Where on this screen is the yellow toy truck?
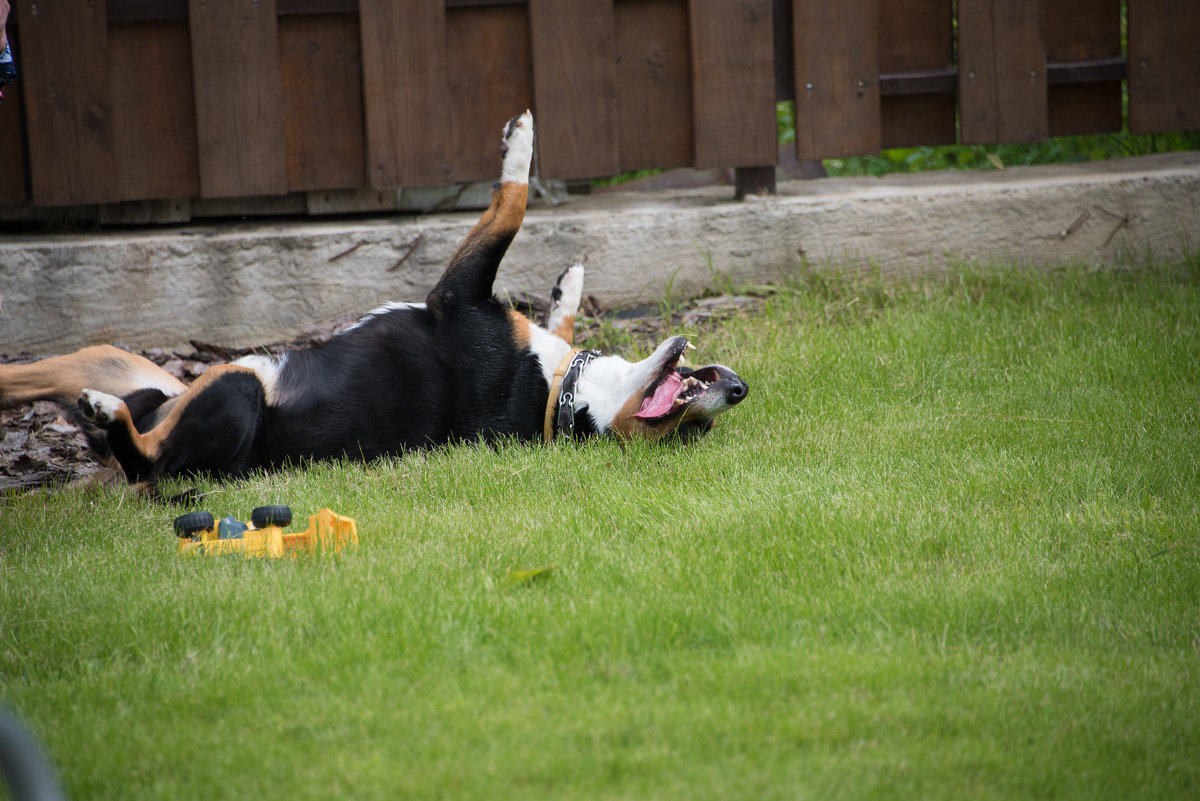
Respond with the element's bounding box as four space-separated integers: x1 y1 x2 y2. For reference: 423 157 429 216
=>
173 505 357 558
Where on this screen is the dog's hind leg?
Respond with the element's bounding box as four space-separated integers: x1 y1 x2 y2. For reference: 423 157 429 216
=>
0 345 186 409
427 111 533 316
548 263 585 346
78 364 265 482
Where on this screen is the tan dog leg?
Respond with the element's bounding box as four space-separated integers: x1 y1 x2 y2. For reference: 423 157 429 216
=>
0 345 185 408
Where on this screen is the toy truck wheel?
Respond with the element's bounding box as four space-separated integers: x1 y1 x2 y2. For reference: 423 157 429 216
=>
173 511 215 538
251 505 293 528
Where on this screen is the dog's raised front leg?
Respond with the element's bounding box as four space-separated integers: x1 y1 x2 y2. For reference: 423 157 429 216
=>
548 263 585 346
427 111 533 317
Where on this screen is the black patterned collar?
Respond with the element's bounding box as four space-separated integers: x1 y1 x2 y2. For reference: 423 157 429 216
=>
543 349 600 442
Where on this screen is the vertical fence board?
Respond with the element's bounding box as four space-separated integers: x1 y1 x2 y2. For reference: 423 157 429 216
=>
188 0 287 198
1129 0 1200 134
878 0 955 149
958 0 1048 143
446 3 533 184
359 0 451 188
689 0 775 168
109 21 198 201
881 94 955 150
1046 0 1120 136
17 0 118 205
613 0 693 173
793 0 880 159
280 13 364 192
0 72 26 204
1048 82 1121 138
528 0 620 179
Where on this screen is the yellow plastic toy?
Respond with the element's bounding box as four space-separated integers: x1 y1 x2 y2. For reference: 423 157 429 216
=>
173 505 358 558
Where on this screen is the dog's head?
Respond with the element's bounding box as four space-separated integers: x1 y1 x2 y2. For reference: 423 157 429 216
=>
573 336 748 441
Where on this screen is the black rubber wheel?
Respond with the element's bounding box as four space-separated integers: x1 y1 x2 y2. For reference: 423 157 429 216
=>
173 511 215 538
251 505 293 528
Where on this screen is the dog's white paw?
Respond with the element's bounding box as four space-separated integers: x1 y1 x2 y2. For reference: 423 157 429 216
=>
551 263 585 317
500 110 534 185
548 262 585 342
78 389 123 426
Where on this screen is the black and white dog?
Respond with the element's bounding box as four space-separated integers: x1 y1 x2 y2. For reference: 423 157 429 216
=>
0 112 748 488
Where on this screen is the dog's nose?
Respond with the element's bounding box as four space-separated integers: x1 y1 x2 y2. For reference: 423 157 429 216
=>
727 379 748 405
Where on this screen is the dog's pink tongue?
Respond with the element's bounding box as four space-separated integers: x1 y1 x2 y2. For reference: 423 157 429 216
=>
634 373 682 419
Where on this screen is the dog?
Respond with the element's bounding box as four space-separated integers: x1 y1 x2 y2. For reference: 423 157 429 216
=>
0 112 748 489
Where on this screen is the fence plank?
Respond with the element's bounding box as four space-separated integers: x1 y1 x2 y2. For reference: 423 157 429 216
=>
613 0 693 173
17 0 119 205
881 94 955 150
359 0 452 188
689 0 775 168
280 13 364 191
188 0 288 198
958 0 1048 144
446 3 534 183
793 0 880 159
878 0 954 149
528 0 620 179
1046 0 1120 136
109 21 199 201
1129 0 1200 134
0 76 25 204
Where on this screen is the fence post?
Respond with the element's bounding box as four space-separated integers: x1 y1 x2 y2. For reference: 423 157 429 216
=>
735 167 777 199
689 0 777 199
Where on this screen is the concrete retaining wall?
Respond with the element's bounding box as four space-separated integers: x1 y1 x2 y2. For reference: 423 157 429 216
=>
1 152 1197 355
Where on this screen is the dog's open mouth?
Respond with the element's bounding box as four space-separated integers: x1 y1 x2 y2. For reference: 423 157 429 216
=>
632 338 748 422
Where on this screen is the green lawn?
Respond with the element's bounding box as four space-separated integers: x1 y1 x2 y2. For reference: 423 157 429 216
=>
2 260 1198 800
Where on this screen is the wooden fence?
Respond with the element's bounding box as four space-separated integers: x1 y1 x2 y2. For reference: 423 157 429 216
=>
0 0 1196 220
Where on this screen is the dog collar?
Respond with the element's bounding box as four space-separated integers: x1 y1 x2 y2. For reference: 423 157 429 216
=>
543 348 600 443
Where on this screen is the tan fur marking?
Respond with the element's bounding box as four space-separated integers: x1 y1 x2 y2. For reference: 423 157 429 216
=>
0 345 185 408
460 182 528 247
551 314 576 346
509 309 532 349
607 393 669 441
489 181 528 233
145 395 183 430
